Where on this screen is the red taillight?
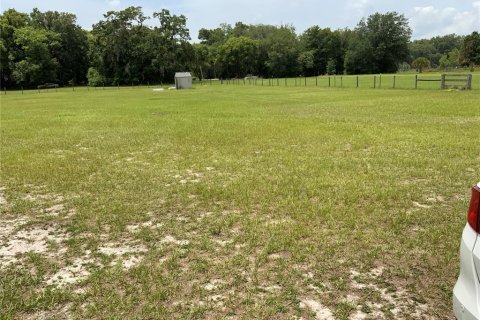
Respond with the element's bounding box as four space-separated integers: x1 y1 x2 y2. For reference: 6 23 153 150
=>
468 185 480 233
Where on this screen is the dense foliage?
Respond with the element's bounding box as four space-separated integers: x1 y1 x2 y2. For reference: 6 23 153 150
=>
1 7 479 87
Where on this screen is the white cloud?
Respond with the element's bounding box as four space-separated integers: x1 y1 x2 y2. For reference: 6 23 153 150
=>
346 0 372 17
106 0 120 7
409 2 480 39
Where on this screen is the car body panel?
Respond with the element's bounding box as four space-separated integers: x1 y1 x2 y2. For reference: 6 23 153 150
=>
454 224 480 320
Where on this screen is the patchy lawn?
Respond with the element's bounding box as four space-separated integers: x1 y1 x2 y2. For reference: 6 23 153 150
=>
1 85 479 319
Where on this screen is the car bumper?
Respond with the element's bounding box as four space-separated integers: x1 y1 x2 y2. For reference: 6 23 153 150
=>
454 225 480 320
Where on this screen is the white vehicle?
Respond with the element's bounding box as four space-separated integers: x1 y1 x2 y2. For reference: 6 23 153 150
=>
454 182 480 320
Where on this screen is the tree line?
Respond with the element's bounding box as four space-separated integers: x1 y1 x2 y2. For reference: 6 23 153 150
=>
1 7 479 88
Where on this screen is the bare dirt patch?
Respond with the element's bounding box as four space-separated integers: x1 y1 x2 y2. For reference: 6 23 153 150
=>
299 298 335 320
349 266 430 319
46 252 96 287
0 220 67 267
161 235 190 246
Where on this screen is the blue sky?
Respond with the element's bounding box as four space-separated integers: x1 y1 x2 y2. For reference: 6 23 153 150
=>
2 0 479 40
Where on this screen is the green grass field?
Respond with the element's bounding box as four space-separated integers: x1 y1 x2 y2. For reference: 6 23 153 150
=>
1 85 479 319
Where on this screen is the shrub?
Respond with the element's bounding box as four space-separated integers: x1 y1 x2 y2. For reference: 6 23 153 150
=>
86 67 104 86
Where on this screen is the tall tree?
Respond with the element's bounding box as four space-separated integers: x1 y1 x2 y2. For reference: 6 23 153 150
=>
300 27 343 75
12 26 60 85
263 26 300 77
90 6 152 84
344 12 411 74
0 9 30 86
29 9 89 84
216 36 259 78
151 9 192 82
460 31 480 69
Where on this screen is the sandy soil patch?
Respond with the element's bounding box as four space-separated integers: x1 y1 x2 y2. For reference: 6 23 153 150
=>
126 221 163 233
0 221 67 267
203 279 225 291
299 298 335 320
47 253 95 287
349 266 430 318
161 235 190 246
0 186 9 208
412 201 432 209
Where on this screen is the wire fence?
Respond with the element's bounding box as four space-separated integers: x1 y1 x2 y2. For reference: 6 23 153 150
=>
0 82 171 95
193 73 479 90
1 74 478 95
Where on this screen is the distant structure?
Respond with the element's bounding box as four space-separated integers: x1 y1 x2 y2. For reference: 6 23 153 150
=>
175 72 192 89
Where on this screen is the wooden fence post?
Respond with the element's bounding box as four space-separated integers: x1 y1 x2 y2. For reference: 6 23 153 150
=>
328 76 331 87
356 75 359 88
415 75 418 89
393 76 396 89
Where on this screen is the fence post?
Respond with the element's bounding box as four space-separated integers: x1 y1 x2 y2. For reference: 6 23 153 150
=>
340 76 343 88
374 75 376 89
356 75 359 88
393 75 396 89
441 74 445 89
22 86 24 94
379 74 382 88
3 87 6 95
415 75 418 89
328 76 331 87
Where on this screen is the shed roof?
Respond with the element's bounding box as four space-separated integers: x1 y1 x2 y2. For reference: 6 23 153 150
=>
175 72 191 78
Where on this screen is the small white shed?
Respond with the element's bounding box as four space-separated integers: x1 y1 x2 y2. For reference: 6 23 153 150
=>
174 72 192 89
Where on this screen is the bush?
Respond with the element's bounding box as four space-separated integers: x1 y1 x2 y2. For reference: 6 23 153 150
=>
86 67 104 86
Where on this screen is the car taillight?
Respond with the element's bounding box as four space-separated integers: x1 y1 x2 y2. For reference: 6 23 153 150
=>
468 185 480 233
